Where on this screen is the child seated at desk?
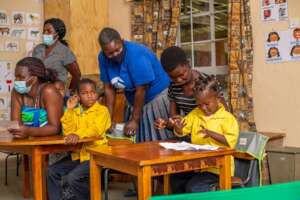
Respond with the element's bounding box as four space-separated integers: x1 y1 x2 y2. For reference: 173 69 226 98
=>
165 76 239 193
47 78 111 200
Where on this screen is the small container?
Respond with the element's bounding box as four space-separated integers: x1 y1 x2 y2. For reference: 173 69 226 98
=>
111 123 125 137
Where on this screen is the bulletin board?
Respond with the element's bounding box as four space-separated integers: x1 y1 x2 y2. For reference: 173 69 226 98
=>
0 0 43 120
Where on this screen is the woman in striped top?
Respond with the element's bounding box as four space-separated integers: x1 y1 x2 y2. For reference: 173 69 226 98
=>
155 46 228 130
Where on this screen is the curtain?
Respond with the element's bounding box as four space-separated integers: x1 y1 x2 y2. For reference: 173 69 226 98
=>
131 0 180 57
228 0 256 131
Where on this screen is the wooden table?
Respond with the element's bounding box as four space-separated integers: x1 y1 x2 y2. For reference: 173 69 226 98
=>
88 141 235 200
0 135 99 200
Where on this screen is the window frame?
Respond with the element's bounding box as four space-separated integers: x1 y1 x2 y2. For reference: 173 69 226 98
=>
177 0 228 75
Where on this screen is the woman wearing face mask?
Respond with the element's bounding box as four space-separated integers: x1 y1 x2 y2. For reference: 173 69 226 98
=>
98 27 172 143
32 18 81 92
10 57 63 138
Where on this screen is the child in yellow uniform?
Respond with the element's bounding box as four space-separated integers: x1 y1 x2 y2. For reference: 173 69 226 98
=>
47 78 111 200
170 76 239 193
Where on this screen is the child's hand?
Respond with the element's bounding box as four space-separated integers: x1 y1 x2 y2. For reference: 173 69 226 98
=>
170 117 185 134
64 134 80 145
154 118 168 129
169 116 183 127
198 125 209 138
67 95 79 110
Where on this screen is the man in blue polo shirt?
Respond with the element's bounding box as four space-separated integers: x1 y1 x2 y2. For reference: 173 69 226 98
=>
98 27 173 142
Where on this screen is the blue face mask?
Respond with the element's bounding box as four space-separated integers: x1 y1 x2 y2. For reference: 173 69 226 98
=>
43 34 56 46
14 79 32 94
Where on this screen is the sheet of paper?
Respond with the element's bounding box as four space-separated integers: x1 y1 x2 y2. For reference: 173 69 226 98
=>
0 10 9 25
159 141 219 151
4 40 19 52
12 11 25 25
28 27 41 41
10 27 26 39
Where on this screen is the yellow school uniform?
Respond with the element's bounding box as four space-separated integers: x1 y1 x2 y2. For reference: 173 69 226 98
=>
61 102 111 162
179 104 239 175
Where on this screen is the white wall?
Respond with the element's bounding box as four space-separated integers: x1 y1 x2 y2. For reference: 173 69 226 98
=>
251 0 300 146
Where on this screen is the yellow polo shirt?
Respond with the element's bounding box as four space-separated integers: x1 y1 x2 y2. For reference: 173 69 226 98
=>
180 104 239 175
61 102 111 162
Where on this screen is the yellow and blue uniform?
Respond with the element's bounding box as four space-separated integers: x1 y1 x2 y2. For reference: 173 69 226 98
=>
179 104 239 175
61 102 111 162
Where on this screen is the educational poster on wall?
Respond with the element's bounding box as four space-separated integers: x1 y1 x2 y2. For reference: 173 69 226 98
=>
0 26 10 37
25 41 38 56
261 0 288 22
4 40 19 52
10 27 26 39
28 27 41 41
11 11 25 25
26 13 40 25
0 0 43 120
265 28 300 63
0 94 10 110
0 10 9 25
0 61 13 93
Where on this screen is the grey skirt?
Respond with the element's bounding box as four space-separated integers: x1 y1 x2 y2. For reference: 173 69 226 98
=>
125 89 174 143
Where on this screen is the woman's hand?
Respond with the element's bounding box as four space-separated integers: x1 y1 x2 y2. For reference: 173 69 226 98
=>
64 133 80 145
8 125 29 139
124 120 138 136
67 95 79 110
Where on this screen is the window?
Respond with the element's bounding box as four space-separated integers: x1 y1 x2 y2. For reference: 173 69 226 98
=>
178 0 229 93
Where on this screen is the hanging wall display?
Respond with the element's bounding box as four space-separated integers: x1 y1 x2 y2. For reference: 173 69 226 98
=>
0 10 9 25
261 0 288 22
10 27 26 38
265 27 300 63
0 0 43 120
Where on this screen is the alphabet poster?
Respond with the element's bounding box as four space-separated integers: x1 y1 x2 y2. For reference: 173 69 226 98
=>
261 0 288 22
265 28 300 63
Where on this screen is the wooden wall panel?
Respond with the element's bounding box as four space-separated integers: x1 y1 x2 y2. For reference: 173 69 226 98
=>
44 0 71 40
69 0 108 75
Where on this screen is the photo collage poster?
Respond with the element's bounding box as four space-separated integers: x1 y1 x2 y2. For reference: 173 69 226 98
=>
261 0 288 22
0 1 43 120
0 10 42 54
265 28 300 63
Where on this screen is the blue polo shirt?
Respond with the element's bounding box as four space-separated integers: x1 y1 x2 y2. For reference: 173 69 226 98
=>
98 41 170 105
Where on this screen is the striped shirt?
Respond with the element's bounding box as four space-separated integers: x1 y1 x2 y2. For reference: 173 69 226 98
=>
168 71 209 115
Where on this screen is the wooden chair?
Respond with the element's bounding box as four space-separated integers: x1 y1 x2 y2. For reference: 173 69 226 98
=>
210 132 268 190
232 152 257 187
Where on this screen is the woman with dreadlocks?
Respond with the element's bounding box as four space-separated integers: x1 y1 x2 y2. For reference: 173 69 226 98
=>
9 57 63 138
32 18 81 92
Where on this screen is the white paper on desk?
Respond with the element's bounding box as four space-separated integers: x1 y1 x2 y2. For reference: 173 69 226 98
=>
159 141 219 151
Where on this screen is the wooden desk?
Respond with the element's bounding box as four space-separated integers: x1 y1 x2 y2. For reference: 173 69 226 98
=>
0 136 99 200
88 141 234 200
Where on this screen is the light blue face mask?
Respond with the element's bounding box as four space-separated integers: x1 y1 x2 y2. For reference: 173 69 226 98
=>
43 34 55 46
14 79 32 94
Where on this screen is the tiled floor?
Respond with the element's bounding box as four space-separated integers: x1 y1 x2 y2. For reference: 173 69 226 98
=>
0 152 136 200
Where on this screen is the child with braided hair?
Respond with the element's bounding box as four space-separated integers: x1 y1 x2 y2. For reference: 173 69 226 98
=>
164 75 239 193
